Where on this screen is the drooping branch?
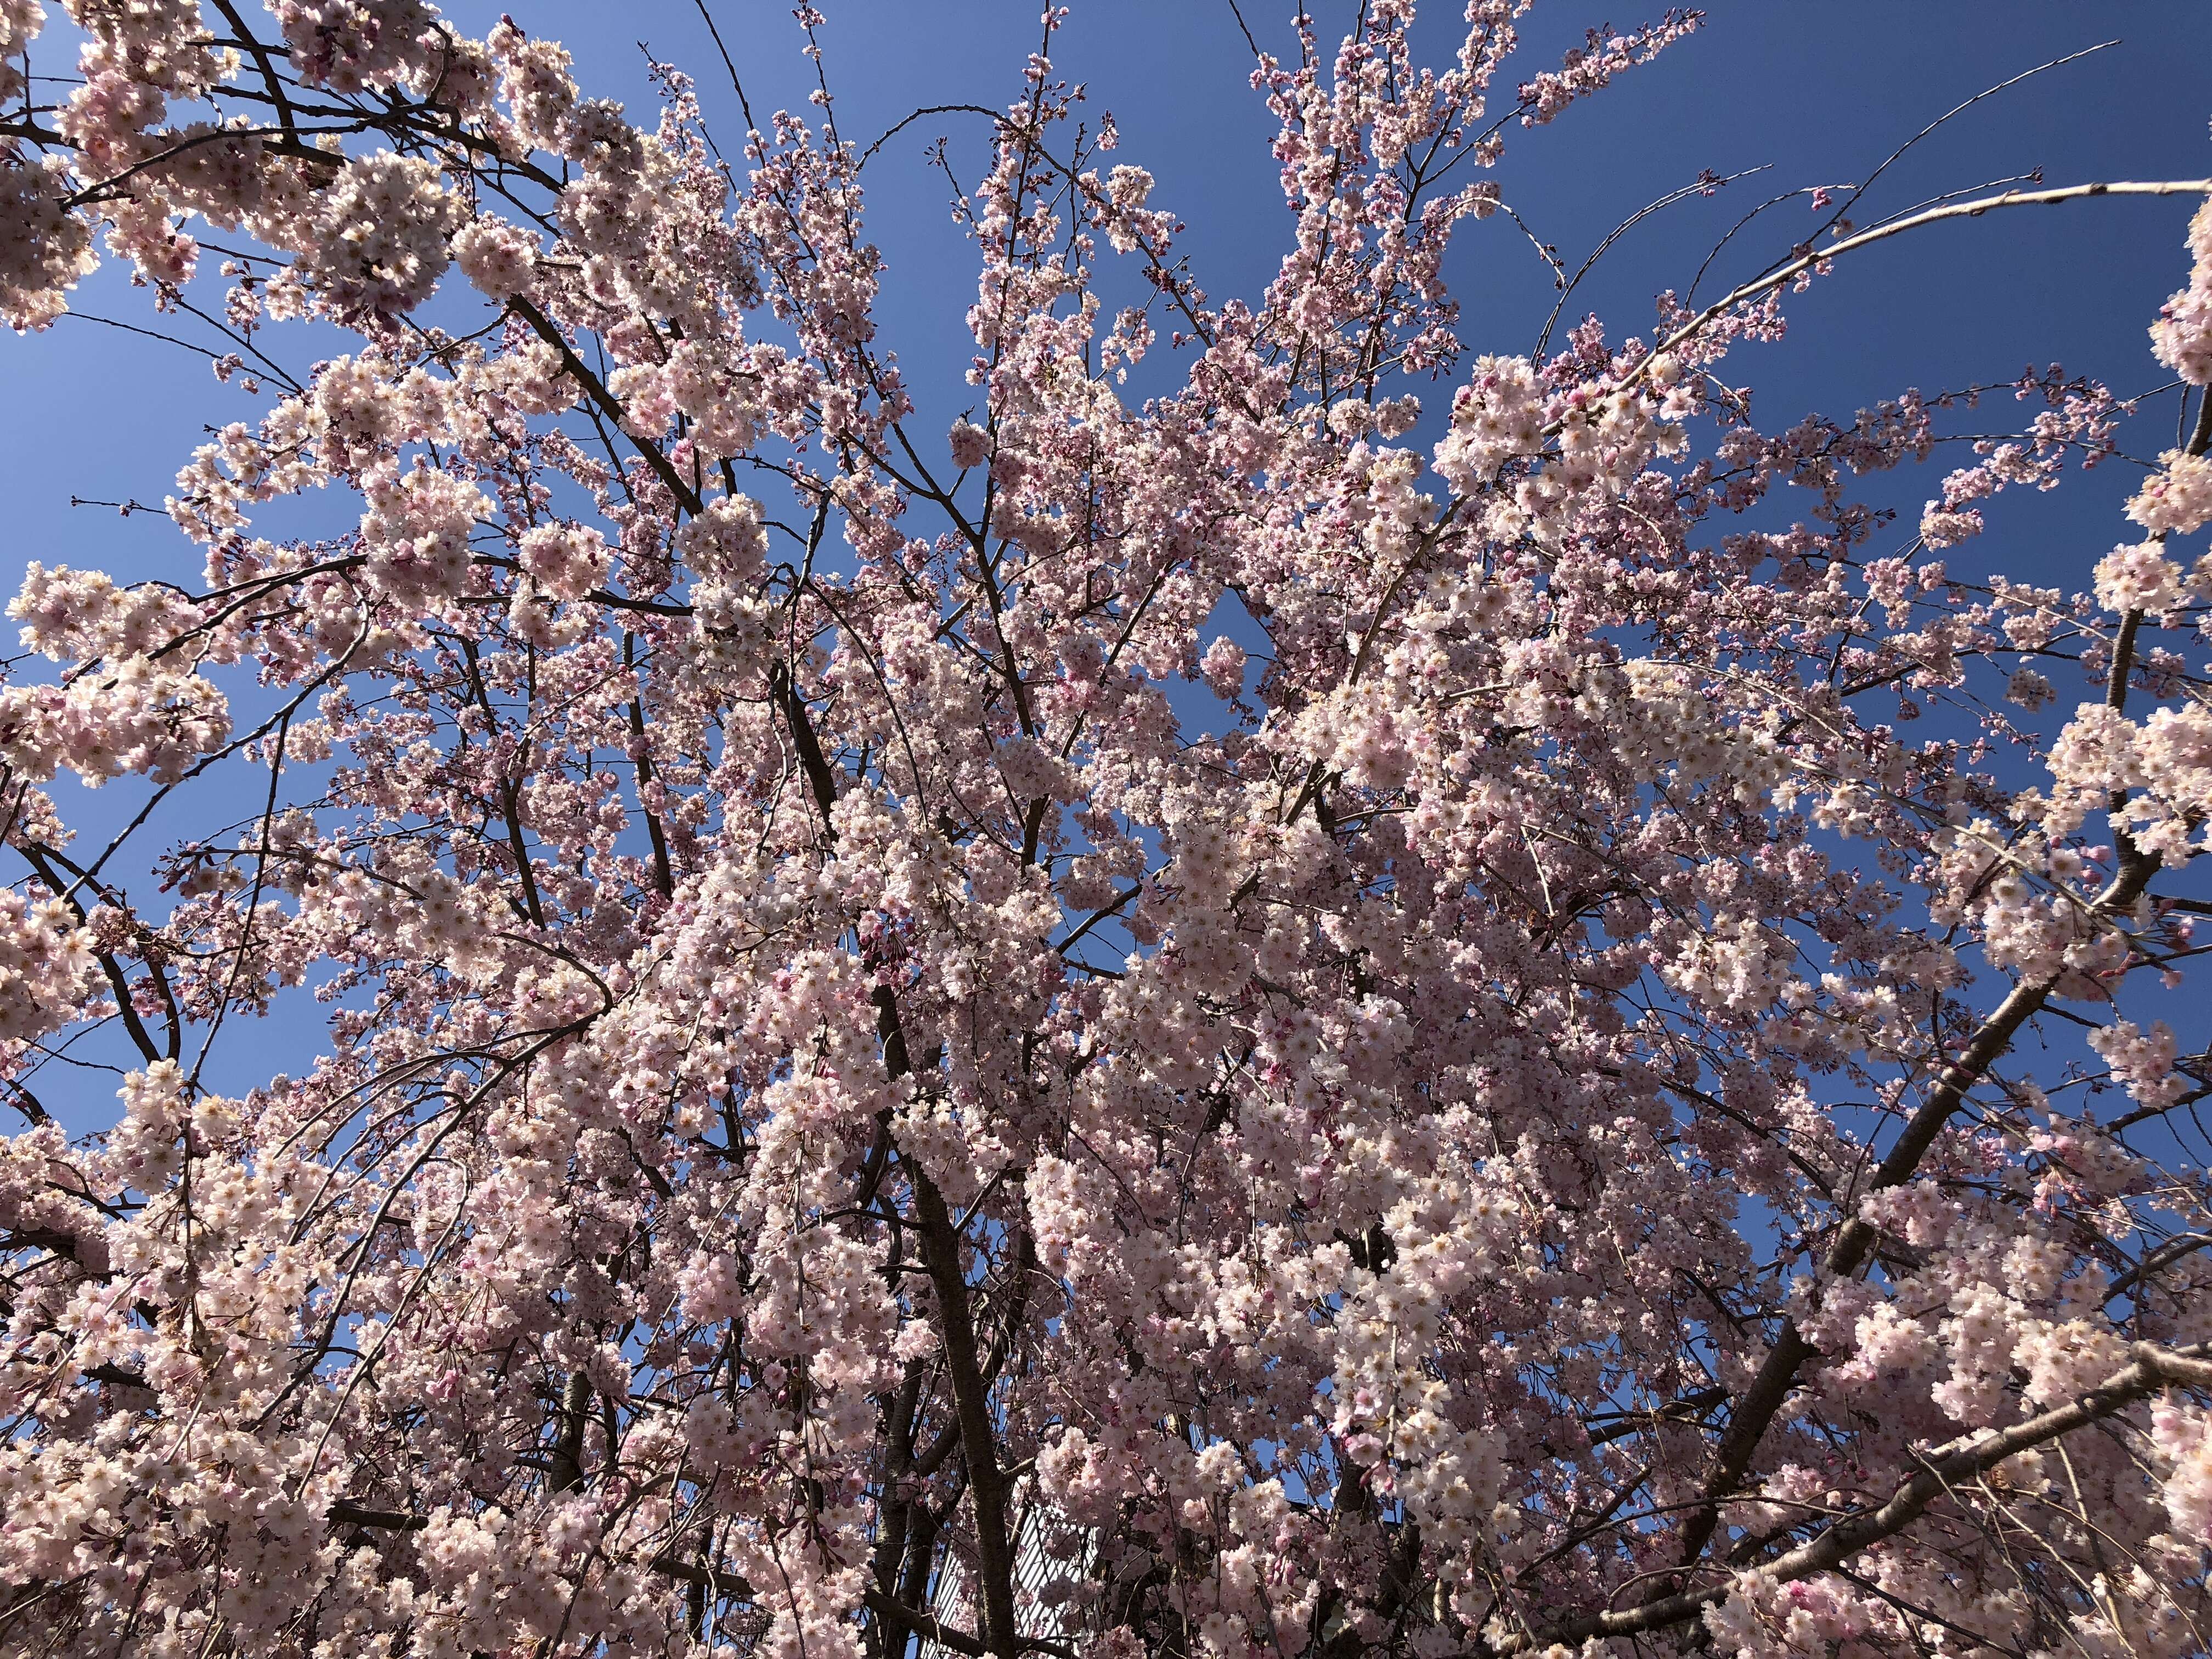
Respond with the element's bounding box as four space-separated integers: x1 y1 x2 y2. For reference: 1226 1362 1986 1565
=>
1499 1342 2212 1654
1605 178 2212 405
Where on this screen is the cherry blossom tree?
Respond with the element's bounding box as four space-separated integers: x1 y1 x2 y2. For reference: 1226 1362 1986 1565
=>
3 3 2212 1657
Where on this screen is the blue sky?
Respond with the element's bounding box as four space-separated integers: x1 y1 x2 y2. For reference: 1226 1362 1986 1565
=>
6 1 2211 1128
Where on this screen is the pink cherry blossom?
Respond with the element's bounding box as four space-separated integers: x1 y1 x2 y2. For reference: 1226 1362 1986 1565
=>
1 6 2210 1659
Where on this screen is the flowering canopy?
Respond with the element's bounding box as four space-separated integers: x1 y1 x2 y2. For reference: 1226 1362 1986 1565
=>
2 4 2212 1658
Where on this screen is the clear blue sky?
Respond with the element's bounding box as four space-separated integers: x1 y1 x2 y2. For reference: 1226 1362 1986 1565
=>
6 1 2211 1126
